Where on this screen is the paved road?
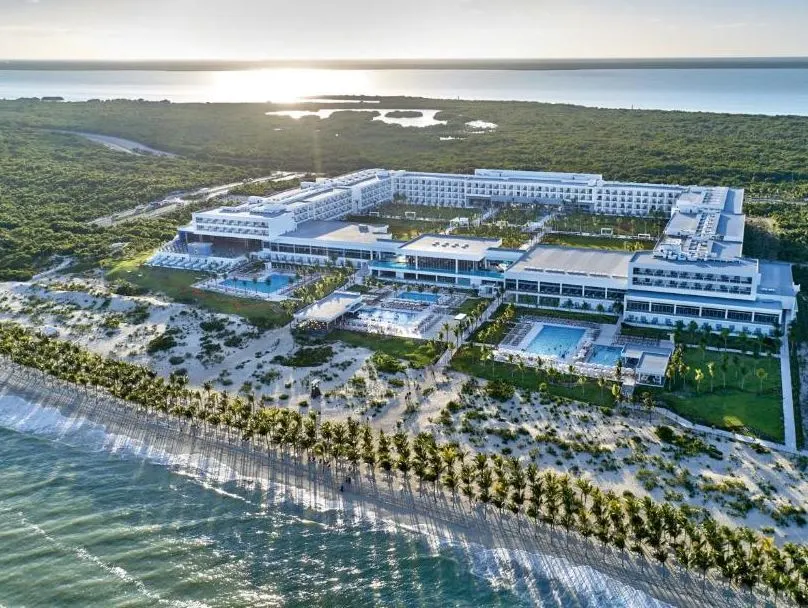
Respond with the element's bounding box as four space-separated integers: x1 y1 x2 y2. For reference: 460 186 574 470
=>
781 332 798 449
89 172 304 228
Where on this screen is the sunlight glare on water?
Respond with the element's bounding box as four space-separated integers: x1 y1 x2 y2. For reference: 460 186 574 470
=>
209 68 372 103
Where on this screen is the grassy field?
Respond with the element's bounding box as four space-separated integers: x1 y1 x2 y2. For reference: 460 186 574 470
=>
327 329 445 368
374 201 481 221
451 345 617 407
106 256 292 328
550 212 668 237
452 224 532 248
652 347 784 442
542 233 655 251
343 215 446 241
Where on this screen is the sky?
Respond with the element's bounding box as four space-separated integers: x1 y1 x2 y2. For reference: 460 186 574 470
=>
1 0 808 60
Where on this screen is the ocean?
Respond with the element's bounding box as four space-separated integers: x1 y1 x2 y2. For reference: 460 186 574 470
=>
0 392 672 607
2 67 808 115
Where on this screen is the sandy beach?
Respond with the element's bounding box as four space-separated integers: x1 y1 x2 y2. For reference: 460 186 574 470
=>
0 360 784 608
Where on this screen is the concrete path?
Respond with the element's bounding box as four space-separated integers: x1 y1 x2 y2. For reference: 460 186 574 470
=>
781 334 798 449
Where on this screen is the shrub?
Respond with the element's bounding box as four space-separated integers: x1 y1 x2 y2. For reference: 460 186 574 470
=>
146 332 177 354
273 346 334 367
485 379 515 402
371 352 406 374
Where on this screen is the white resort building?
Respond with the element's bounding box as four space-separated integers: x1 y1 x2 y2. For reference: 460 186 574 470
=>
163 168 799 336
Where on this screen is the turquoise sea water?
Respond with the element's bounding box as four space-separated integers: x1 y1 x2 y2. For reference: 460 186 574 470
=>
0 394 670 607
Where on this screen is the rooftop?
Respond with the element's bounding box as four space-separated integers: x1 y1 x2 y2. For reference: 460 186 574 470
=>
758 260 798 297
279 220 392 244
509 246 634 278
399 234 502 259
293 291 364 324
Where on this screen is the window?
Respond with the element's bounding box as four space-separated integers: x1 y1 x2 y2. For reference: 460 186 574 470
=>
727 310 753 322
562 284 584 297
627 300 650 312
517 280 538 292
754 313 779 325
675 305 700 317
539 282 561 295
701 308 726 319
651 303 674 315
584 286 606 299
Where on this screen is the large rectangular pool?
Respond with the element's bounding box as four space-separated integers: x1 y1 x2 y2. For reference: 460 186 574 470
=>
396 291 439 304
356 307 422 327
524 325 586 360
220 274 292 294
587 345 624 366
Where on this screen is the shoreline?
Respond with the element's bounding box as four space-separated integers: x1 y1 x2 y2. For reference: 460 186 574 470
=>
0 363 770 607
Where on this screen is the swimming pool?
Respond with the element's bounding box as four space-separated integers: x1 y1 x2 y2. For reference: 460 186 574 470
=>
396 291 439 304
524 325 586 359
220 274 292 294
587 345 624 366
356 307 422 326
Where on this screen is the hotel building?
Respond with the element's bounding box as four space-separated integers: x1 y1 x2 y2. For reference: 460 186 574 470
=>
170 168 799 336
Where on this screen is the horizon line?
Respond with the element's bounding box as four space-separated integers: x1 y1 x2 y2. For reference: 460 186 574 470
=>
3 56 808 71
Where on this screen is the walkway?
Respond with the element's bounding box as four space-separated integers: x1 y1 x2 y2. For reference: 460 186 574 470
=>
781 334 798 449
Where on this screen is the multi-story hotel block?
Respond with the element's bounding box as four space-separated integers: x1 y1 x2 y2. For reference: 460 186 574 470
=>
172 168 799 336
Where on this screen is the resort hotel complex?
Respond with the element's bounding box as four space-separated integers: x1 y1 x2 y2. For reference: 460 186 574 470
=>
160 167 799 338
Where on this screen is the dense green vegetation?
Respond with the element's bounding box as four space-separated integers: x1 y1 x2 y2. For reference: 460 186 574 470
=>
0 127 247 279
374 201 481 221
343 215 445 240
4 98 808 201
2 321 806 604
745 202 808 263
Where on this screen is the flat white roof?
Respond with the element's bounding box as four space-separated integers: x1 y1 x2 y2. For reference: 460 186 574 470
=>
509 246 634 278
399 234 501 259
280 220 391 245
294 291 364 323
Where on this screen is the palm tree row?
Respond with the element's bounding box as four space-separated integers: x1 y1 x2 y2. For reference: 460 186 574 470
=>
0 321 805 604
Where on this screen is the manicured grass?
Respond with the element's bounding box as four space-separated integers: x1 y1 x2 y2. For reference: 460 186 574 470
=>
344 215 446 241
550 212 668 237
328 329 445 368
375 201 481 221
652 347 784 442
456 297 489 315
106 256 292 328
542 233 655 251
451 345 617 407
621 323 781 355
453 224 531 248
344 283 373 294
620 324 672 340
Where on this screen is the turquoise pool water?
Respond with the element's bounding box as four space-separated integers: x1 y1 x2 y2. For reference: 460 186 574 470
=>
524 325 585 359
587 345 624 366
397 292 439 303
220 274 292 294
357 307 422 326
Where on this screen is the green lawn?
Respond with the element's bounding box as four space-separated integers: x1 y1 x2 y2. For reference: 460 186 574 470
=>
542 233 655 251
550 212 668 237
453 225 532 248
652 348 784 442
374 201 481 221
328 329 445 368
456 297 489 315
451 345 617 407
106 256 292 328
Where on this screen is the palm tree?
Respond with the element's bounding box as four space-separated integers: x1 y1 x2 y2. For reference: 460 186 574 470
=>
693 368 704 393
755 367 768 394
641 391 654 421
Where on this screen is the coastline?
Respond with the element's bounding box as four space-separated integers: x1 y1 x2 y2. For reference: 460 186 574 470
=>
0 363 768 607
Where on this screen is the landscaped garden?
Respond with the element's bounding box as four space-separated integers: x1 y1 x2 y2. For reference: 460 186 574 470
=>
106 255 291 328
549 212 668 237
374 201 481 221
541 233 655 251
328 329 445 368
652 346 784 442
453 224 532 248
450 344 619 408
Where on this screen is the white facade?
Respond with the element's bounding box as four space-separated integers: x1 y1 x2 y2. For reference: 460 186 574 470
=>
171 167 799 335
